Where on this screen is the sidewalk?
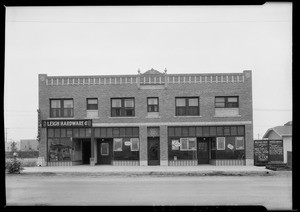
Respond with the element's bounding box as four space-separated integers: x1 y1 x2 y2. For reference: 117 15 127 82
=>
19 165 291 177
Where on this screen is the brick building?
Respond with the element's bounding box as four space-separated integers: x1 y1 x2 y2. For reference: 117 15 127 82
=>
38 69 253 166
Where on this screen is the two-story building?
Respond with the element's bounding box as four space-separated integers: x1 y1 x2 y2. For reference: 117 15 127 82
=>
38 69 253 166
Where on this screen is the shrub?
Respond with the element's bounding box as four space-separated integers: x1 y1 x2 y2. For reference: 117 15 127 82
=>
6 158 24 174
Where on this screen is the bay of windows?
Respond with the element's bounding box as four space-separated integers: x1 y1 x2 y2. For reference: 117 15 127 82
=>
175 97 199 116
50 99 74 118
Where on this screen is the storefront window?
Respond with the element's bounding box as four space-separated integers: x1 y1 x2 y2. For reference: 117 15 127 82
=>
113 138 139 160
235 137 245 150
131 138 139 151
48 138 72 162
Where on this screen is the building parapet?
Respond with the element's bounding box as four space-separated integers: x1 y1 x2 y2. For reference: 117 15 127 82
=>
43 70 248 86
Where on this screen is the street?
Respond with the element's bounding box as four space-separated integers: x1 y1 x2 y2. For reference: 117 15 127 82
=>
6 174 292 210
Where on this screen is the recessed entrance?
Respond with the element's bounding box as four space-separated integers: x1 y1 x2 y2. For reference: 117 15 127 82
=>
97 138 113 165
82 139 91 164
197 137 210 164
148 137 160 165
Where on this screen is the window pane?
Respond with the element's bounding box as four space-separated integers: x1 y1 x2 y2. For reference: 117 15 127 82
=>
101 143 109 155
217 137 225 150
182 127 189 136
235 137 245 150
131 138 139 151
48 129 54 138
168 127 175 137
188 98 198 106
86 128 91 137
216 127 223 136
176 98 186 106
124 99 134 107
60 129 66 137
148 98 158 105
125 109 134 116
209 127 217 136
54 128 60 137
189 127 196 136
94 128 100 137
224 127 230 135
119 128 126 137
203 127 209 136
196 127 202 137
79 128 85 137
228 97 238 102
125 128 133 137
113 138 122 151
73 128 79 137
215 102 225 107
188 107 199 115
64 100 73 108
188 138 196 150
113 128 119 137
88 99 98 104
176 107 186 116
107 128 113 137
101 128 107 137
175 127 182 137
51 100 61 108
215 97 225 103
237 126 245 135
180 138 188 150
112 99 122 107
132 128 139 137
67 129 73 137
230 126 237 135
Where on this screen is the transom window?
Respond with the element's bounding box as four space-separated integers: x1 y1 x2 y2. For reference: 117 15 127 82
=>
111 98 135 117
175 97 199 116
215 96 239 108
87 98 98 110
147 97 159 112
50 99 73 117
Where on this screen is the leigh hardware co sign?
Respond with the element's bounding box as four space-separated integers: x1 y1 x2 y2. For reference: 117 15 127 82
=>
42 119 92 128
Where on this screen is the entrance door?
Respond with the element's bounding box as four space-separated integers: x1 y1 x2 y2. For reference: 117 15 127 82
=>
82 139 91 164
197 138 209 164
97 139 113 165
148 137 160 165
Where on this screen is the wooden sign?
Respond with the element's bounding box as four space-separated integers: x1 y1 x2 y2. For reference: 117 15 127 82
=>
42 119 92 128
268 140 283 163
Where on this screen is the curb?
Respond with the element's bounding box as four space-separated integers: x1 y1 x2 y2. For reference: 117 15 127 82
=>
10 170 292 177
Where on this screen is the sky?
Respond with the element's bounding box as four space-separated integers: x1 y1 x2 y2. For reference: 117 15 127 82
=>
4 3 292 142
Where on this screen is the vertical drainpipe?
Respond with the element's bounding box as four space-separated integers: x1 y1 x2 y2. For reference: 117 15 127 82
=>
137 69 141 89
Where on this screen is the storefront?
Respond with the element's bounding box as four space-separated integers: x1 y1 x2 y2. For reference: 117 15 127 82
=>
94 127 140 166
168 126 246 166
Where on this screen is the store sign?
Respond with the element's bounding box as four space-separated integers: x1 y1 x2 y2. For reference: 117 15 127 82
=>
42 119 92 128
172 139 180 150
124 141 132 146
227 144 234 150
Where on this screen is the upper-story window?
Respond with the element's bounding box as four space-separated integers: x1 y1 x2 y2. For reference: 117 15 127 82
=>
111 98 135 117
215 96 239 108
50 99 74 118
147 97 159 112
87 98 98 110
175 97 199 116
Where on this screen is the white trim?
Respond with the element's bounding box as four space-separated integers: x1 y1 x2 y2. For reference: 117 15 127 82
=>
92 121 252 127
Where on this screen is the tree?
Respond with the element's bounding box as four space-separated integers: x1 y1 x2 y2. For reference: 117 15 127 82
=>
10 141 17 152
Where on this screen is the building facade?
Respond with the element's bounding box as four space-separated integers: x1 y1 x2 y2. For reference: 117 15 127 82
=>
38 69 253 166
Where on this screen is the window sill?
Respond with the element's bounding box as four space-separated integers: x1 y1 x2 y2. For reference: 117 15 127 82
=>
146 116 161 119
84 117 100 119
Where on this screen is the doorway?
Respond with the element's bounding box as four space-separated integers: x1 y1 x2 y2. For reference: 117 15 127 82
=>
197 137 210 164
97 138 113 165
82 139 91 164
148 137 160 165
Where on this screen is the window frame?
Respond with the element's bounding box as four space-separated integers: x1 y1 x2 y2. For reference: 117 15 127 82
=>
111 98 135 117
215 96 239 108
50 99 74 118
175 97 199 116
87 98 98 110
147 97 159 112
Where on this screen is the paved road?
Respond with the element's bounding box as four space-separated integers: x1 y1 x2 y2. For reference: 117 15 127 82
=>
5 174 292 210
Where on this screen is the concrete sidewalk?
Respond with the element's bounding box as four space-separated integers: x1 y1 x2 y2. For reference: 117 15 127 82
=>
17 165 291 177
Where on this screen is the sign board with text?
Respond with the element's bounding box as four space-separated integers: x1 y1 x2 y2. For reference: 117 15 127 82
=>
254 140 283 166
42 119 92 128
